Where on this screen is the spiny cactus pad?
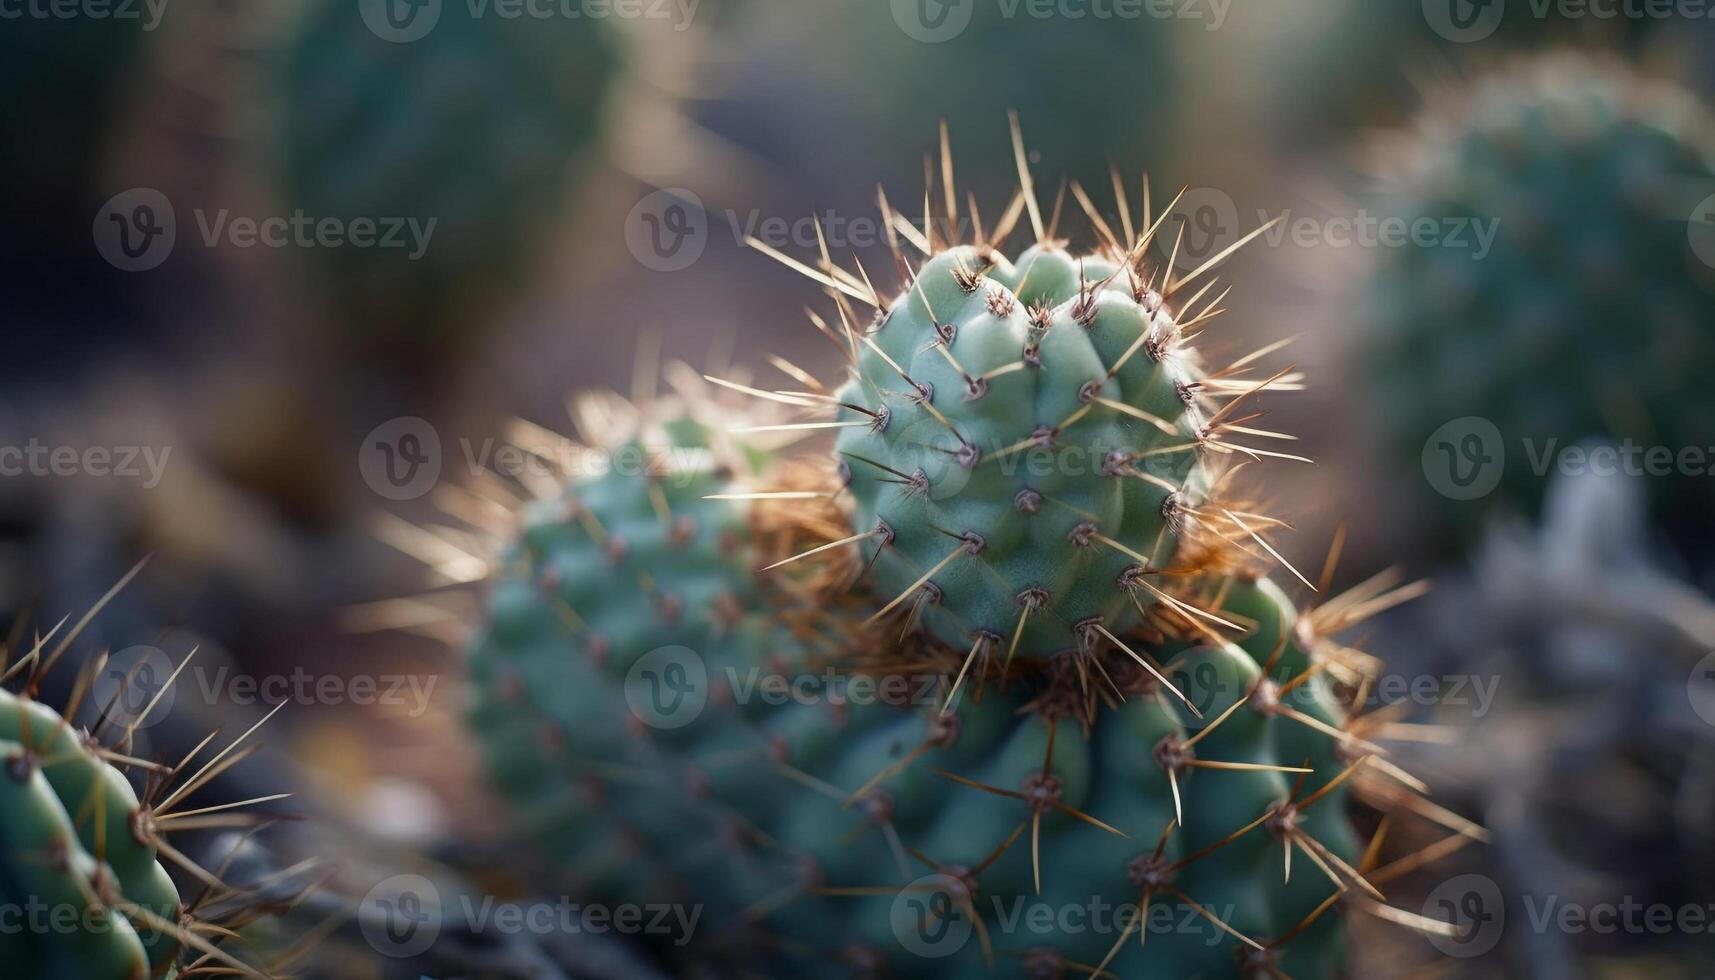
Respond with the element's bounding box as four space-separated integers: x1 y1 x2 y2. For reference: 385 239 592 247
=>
470 499 1368 979
1361 54 1715 537
831 238 1233 662
465 413 791 900
1 685 183 979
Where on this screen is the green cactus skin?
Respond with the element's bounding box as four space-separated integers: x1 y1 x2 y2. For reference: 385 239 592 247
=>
277 0 619 355
469 468 1361 980
0 687 183 980
830 242 1219 662
1360 55 1715 546
465 416 788 904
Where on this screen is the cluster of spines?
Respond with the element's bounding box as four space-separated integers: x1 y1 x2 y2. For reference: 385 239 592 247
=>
727 121 1311 681
1 565 302 980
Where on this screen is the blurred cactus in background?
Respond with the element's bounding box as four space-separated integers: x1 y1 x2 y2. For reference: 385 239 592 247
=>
276 0 622 374
695 0 1174 200
1355 54 1715 560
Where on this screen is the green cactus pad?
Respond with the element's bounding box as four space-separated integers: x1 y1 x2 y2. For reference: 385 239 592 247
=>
0 687 183 980
1359 54 1715 543
469 491 1362 980
831 241 1224 661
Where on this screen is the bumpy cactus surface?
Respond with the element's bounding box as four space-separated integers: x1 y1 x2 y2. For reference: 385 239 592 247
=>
831 235 1228 662
1359 54 1715 543
441 137 1472 978
277 0 619 354
1 686 182 979
468 464 1368 976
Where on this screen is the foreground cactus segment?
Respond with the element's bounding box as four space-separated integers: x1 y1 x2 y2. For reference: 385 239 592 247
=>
431 130 1477 977
831 240 1220 662
1360 54 1715 537
1 686 183 979
1 582 293 979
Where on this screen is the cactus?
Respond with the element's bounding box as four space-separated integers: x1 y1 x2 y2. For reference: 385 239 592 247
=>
1356 54 1715 549
739 124 1303 665
276 0 620 360
458 440 1401 975
428 133 1476 977
1 580 290 979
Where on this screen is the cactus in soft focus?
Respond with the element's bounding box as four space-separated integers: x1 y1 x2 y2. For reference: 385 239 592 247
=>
1358 54 1715 547
276 0 620 358
699 0 1171 195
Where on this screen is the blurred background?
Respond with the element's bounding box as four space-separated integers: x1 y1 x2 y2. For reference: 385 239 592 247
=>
3 0 1715 976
